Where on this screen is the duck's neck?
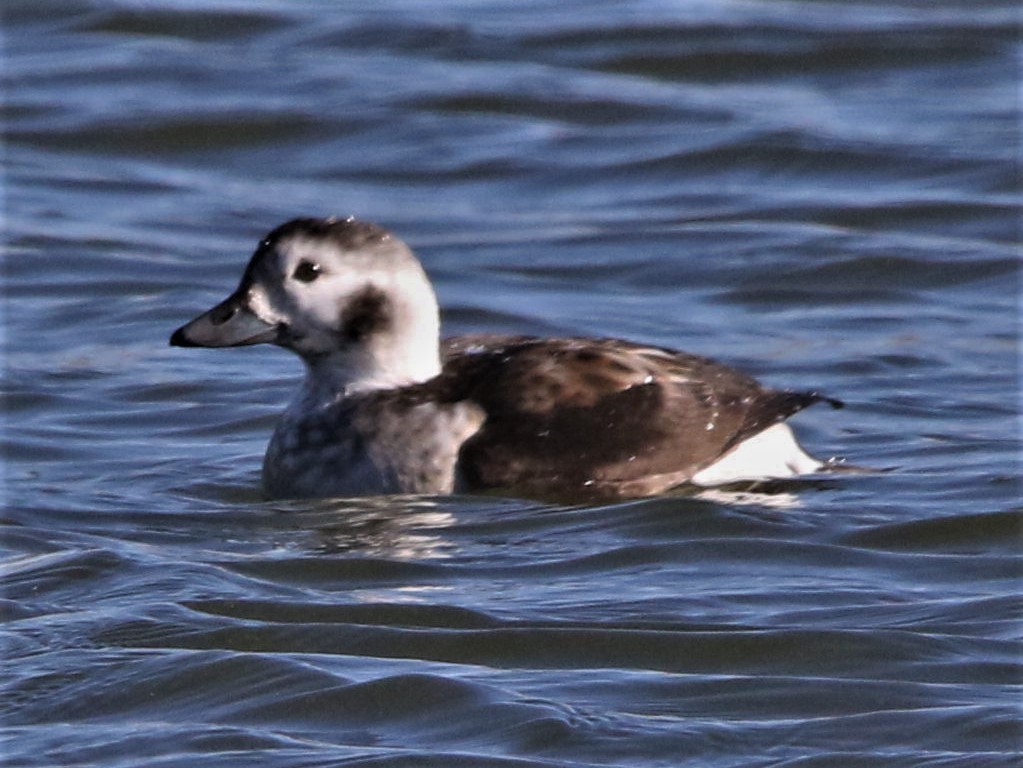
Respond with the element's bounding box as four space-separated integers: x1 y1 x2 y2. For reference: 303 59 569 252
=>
300 342 443 404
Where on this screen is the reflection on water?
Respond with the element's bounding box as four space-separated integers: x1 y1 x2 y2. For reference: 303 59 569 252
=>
4 0 1020 765
274 499 461 559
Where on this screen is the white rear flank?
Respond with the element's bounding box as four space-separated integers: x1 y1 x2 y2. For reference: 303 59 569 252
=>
690 423 823 486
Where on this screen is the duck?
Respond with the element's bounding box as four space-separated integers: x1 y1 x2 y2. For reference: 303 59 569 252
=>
170 216 844 501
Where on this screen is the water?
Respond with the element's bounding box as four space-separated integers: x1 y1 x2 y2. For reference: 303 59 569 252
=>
3 1 1021 765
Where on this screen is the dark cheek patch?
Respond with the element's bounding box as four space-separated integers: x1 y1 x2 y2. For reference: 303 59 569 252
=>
339 285 392 342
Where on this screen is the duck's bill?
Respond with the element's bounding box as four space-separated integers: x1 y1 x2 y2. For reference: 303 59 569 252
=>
169 292 280 348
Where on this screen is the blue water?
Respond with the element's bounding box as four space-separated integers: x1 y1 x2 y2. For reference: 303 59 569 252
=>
3 1 1021 765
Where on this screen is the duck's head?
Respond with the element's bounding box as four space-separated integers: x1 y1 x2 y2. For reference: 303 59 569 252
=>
170 217 442 391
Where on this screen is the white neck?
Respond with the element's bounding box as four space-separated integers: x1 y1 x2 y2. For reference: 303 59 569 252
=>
301 313 442 401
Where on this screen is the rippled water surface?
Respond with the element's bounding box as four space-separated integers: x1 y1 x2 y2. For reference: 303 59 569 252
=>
4 1 1021 765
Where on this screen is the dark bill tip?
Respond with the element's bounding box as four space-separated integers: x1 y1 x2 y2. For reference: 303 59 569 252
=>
169 326 198 347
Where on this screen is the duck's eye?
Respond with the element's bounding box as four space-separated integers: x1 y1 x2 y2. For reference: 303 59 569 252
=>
292 261 321 283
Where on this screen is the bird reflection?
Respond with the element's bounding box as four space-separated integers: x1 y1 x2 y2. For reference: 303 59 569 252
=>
262 495 461 559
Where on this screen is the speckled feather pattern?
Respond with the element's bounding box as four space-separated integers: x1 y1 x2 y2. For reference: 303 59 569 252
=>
263 333 837 500
262 390 484 498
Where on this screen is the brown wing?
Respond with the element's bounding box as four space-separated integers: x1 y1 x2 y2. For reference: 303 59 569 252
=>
430 336 840 500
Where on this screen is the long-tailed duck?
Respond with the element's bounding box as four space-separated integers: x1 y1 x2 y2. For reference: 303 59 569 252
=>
170 217 844 501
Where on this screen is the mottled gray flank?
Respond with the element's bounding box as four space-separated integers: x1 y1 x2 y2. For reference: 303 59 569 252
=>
263 392 485 498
